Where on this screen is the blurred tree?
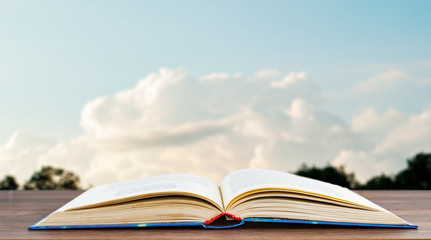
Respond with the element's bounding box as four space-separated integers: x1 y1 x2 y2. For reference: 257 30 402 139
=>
394 152 431 189
360 174 396 189
294 164 359 189
23 166 81 190
0 175 19 190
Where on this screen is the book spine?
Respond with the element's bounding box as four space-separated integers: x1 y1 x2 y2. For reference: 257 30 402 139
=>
204 212 242 225
202 212 244 229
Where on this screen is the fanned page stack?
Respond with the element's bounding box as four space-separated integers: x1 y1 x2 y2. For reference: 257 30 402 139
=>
29 169 417 229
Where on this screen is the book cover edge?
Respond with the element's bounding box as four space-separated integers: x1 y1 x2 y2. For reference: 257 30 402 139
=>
29 217 417 230
243 218 418 229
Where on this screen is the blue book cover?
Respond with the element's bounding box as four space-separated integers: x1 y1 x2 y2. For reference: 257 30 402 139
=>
29 218 418 230
29 212 418 230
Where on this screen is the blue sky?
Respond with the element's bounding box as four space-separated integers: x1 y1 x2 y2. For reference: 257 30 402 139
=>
1 0 431 185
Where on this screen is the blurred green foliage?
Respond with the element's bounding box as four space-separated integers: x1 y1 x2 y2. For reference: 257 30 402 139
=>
394 153 431 189
0 175 19 190
294 164 359 189
23 166 81 190
295 152 431 189
360 174 397 189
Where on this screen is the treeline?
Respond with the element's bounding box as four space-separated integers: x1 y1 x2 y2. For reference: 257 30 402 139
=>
1 152 430 190
0 166 81 190
294 152 431 189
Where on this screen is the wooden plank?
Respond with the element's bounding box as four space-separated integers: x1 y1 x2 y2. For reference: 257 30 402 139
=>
0 190 429 240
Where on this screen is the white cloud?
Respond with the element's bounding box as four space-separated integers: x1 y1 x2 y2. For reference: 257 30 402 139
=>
356 69 409 93
374 109 431 157
0 131 59 184
331 108 431 182
199 72 231 82
271 72 307 89
352 107 407 137
1 67 430 187
285 98 314 119
331 150 389 182
332 148 415 183
253 69 279 80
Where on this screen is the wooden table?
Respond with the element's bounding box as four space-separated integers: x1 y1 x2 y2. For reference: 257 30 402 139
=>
1 190 430 239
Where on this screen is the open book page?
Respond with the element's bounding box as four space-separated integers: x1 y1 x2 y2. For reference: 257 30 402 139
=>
220 169 385 211
57 174 224 212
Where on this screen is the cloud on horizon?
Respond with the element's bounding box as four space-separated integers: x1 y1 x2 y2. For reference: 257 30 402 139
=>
355 69 410 93
1 68 430 186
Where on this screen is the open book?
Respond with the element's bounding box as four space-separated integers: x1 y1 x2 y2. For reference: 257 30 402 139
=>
29 169 417 229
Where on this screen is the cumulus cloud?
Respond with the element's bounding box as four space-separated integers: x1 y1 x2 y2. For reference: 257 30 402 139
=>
332 150 380 181
374 109 431 156
332 108 431 181
352 107 407 137
270 72 307 89
199 72 231 82
0 131 59 184
253 69 279 80
355 69 409 93
1 67 430 186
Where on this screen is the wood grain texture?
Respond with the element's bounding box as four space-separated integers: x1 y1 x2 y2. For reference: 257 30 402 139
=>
0 190 430 240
